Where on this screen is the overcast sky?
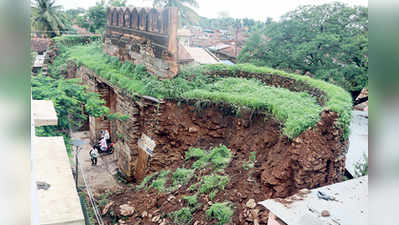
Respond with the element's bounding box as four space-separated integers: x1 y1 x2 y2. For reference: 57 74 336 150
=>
56 0 368 21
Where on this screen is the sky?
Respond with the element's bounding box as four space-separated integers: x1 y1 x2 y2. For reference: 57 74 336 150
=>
56 0 368 21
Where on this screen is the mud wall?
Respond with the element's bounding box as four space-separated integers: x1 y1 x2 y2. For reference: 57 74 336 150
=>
74 65 347 197
103 7 179 79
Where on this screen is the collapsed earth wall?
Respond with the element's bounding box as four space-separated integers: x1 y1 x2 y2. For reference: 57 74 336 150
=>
72 65 347 198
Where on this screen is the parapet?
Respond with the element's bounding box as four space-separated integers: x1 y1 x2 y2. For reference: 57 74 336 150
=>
104 7 179 79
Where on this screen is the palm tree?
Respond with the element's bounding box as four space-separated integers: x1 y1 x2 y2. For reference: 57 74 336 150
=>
152 0 199 25
31 0 66 37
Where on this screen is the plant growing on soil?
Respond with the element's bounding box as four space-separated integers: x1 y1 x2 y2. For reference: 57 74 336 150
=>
172 168 195 187
206 202 234 225
57 40 352 140
199 174 230 195
168 207 192 224
183 194 199 208
186 145 232 170
136 172 158 191
242 151 256 170
149 170 170 192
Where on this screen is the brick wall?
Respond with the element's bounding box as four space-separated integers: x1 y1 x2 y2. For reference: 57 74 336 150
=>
103 7 179 79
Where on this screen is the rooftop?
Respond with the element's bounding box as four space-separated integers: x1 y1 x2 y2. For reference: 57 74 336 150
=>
259 176 368 225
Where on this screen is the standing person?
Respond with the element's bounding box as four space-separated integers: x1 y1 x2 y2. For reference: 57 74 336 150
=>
103 129 110 145
89 147 98 166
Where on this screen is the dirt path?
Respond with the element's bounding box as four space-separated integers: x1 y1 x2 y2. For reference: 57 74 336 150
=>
71 131 123 194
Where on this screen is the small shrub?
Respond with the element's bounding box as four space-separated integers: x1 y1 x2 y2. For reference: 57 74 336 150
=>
242 151 256 170
209 145 232 169
182 194 198 208
169 207 192 224
172 168 195 187
188 182 201 192
149 170 170 192
206 202 234 225
199 174 229 194
136 172 158 191
185 148 206 160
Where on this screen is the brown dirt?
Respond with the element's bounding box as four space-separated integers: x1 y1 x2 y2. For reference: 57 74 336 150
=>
100 102 347 225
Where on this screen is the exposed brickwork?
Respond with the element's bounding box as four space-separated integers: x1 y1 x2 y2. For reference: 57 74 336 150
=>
103 7 179 79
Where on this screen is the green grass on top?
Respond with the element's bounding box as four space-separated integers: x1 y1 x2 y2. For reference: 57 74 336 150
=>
183 77 322 139
57 40 352 139
200 64 353 139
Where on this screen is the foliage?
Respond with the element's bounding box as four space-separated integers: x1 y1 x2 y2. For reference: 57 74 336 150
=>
183 77 322 139
60 41 352 139
31 0 68 37
172 168 195 187
199 174 229 195
136 172 158 190
239 2 368 101
185 145 232 169
198 16 267 34
148 170 170 192
152 0 199 26
183 194 198 208
107 112 129 121
199 63 353 140
242 151 256 170
206 202 234 225
168 207 192 224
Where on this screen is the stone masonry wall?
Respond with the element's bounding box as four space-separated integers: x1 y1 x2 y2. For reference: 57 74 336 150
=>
103 7 179 79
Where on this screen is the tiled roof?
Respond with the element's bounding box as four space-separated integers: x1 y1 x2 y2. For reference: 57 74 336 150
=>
31 38 51 53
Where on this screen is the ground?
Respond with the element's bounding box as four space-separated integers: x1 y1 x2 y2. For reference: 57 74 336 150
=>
71 131 124 194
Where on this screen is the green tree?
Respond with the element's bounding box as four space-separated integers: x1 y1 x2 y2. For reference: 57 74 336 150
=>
151 0 199 25
31 0 67 37
32 75 110 133
109 0 127 7
239 2 368 102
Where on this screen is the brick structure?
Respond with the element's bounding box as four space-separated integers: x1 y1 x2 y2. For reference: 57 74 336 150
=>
103 7 179 79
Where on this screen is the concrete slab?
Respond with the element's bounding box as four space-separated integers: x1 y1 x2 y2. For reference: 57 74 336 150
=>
32 136 85 225
346 110 368 177
259 176 368 225
32 100 58 126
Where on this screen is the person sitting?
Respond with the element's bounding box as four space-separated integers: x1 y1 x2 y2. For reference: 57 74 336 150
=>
99 137 107 152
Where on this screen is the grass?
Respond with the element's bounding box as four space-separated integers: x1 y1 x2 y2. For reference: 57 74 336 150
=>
183 78 322 139
200 63 353 139
57 40 352 140
136 172 158 191
206 202 234 225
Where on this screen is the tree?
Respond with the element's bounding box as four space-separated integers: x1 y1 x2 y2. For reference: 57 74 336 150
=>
239 2 368 102
109 0 127 7
31 0 67 37
151 0 199 25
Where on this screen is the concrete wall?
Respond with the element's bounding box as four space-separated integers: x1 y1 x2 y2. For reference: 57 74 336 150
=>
103 7 179 79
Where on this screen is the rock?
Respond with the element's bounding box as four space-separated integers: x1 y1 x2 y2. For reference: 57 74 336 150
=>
142 211 148 217
167 195 176 202
321 210 330 217
102 201 114 215
246 199 256 209
189 126 199 133
254 218 260 225
159 219 167 225
118 219 126 224
119 204 135 217
194 221 200 225
152 215 160 222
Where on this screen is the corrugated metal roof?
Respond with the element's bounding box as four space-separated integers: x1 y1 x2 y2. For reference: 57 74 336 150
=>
259 176 368 225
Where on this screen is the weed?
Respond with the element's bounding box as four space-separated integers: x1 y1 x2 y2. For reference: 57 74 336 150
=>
182 194 198 208
136 172 158 191
186 145 232 170
148 170 170 192
172 168 195 187
199 174 230 194
185 148 206 161
243 152 256 170
206 202 234 225
188 182 201 192
168 207 192 224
